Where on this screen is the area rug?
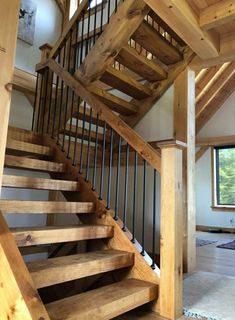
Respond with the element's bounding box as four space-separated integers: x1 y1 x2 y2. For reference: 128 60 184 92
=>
184 271 235 320
196 238 218 247
217 240 235 250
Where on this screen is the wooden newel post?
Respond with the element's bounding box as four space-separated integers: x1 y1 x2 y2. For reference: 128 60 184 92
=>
34 43 53 133
158 140 186 320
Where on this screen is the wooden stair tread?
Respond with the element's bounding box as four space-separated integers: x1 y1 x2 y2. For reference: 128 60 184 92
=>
100 66 153 99
61 124 108 144
0 200 95 214
2 175 80 191
12 224 114 246
27 249 134 289
88 85 139 115
8 126 44 145
4 155 66 173
6 139 52 157
46 278 158 320
132 20 182 65
116 45 167 82
72 106 106 127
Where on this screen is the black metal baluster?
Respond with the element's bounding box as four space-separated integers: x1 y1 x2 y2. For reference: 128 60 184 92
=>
99 122 106 199
141 159 147 256
106 128 113 209
79 102 87 174
115 0 118 12
36 71 45 133
41 68 49 134
93 0 98 45
85 1 92 56
32 72 39 131
92 114 99 190
79 14 85 65
67 91 75 158
72 97 81 166
100 0 104 32
57 46 66 144
61 84 70 151
51 53 60 138
151 168 157 269
46 71 54 134
131 151 138 243
85 108 93 181
107 0 111 23
114 135 121 220
123 143 129 232
73 20 79 72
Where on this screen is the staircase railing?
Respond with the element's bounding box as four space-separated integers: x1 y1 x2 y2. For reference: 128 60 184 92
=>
34 57 161 270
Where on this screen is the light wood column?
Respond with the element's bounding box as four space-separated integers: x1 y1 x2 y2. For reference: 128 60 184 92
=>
0 0 20 194
174 67 196 273
159 140 185 320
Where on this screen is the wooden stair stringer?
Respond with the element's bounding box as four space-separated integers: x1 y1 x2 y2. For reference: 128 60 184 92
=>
0 212 50 320
44 134 160 308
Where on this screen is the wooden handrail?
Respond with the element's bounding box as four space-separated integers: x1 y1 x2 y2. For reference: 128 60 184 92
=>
49 0 89 59
36 59 161 172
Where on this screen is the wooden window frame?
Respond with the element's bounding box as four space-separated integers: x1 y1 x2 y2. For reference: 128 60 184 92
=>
211 146 235 212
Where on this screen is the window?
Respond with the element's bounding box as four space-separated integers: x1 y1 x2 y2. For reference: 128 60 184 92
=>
213 146 235 207
89 0 103 8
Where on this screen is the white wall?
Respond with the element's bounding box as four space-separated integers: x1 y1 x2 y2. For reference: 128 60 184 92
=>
15 0 62 74
196 91 235 228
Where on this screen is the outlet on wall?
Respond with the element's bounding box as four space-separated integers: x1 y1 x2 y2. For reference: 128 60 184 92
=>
229 218 234 225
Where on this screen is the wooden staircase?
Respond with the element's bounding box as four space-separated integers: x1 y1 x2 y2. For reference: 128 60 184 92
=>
1 126 159 319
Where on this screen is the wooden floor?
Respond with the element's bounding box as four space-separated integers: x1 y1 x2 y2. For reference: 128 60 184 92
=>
196 231 235 277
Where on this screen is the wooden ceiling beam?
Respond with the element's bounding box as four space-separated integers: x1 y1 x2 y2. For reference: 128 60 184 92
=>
143 0 219 60
196 73 235 133
196 62 235 116
55 0 67 14
200 0 235 30
196 135 235 147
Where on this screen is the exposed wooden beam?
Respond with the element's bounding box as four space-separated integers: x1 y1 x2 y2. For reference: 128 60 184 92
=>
200 0 235 30
75 0 150 85
196 135 235 147
159 141 184 320
55 0 67 13
143 0 219 60
13 68 36 94
174 67 196 274
196 73 235 133
190 32 235 69
196 62 235 116
0 0 20 195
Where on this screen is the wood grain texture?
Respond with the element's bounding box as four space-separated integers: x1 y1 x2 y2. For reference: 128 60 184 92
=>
46 278 158 320
6 139 52 157
0 212 49 320
28 249 134 288
100 66 152 99
2 174 80 191
75 0 149 85
116 45 167 82
8 126 44 145
39 59 161 172
144 0 219 59
0 200 95 214
132 20 182 65
12 224 113 246
0 0 21 195
4 155 66 173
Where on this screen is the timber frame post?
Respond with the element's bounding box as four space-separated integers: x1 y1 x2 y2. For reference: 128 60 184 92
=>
174 67 196 273
34 43 53 132
0 0 20 194
159 140 186 320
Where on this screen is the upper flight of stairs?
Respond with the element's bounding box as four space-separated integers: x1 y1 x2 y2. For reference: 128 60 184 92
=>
1 126 159 319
